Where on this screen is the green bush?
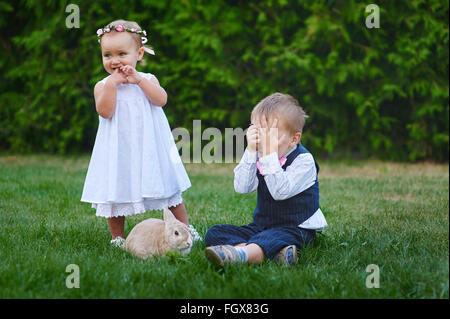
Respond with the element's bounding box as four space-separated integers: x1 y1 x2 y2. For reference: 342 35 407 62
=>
0 0 448 161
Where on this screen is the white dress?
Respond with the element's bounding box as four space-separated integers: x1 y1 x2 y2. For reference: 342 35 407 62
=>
81 72 191 218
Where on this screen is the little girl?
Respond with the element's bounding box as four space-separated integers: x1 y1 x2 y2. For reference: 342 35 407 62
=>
81 19 200 246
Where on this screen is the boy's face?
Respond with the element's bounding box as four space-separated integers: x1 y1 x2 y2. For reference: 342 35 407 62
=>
252 115 302 158
277 124 299 157
100 31 144 74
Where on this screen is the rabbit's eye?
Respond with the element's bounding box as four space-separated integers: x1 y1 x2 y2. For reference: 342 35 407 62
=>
174 231 179 236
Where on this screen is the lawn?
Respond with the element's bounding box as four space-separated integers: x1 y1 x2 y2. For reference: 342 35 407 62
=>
0 155 448 298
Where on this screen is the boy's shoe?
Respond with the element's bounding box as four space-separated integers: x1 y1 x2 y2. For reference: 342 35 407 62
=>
110 236 125 248
277 245 298 265
205 245 242 266
189 224 202 242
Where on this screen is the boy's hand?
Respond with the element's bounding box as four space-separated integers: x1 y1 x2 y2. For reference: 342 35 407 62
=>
258 115 285 157
246 124 259 153
119 65 143 84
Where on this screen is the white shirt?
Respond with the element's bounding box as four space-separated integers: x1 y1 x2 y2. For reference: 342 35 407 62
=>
234 146 328 230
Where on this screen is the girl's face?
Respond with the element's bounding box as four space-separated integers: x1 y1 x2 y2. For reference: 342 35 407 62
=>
100 31 144 74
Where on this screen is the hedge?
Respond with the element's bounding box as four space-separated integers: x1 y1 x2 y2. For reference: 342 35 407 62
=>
0 0 448 161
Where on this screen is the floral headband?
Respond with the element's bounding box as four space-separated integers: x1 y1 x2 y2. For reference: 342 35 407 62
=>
96 24 155 55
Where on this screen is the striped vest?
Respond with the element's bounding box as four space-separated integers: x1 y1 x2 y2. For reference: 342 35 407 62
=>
252 144 320 228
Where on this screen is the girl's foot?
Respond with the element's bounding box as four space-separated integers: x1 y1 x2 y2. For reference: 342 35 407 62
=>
110 236 126 248
189 224 202 242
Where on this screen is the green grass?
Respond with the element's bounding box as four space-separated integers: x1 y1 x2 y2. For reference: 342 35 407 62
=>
0 155 448 298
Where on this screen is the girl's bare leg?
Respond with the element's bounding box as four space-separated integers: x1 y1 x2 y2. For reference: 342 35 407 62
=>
107 203 189 240
107 216 125 239
169 202 189 226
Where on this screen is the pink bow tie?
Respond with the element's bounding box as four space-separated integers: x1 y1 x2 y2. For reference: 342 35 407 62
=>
256 157 287 176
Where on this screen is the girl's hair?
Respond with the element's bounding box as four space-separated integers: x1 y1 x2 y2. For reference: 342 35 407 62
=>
101 19 153 65
251 93 309 134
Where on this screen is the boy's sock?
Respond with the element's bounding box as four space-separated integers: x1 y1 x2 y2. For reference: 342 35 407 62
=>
234 246 249 263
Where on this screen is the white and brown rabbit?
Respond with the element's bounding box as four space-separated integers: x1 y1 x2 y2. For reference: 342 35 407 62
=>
124 208 193 259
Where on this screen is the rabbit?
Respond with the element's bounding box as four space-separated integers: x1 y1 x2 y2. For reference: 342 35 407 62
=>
124 208 193 259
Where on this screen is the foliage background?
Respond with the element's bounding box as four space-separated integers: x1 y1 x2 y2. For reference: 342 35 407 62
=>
0 0 448 161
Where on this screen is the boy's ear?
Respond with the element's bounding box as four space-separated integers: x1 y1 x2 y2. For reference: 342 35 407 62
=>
292 132 302 145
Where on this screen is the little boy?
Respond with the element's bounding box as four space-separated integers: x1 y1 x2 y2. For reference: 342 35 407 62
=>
204 93 327 266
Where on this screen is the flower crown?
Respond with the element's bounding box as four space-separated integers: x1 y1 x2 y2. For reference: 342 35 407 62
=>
96 24 155 55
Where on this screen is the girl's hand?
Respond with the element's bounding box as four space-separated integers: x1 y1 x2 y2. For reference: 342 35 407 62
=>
246 124 259 153
258 115 285 157
108 68 128 86
119 65 143 84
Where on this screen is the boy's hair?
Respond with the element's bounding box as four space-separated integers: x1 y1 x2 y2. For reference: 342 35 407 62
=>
251 93 309 134
101 19 151 65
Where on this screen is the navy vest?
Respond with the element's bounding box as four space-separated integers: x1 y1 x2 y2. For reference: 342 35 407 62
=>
252 144 319 228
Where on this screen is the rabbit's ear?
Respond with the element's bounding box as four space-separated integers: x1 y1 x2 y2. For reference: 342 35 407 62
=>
163 208 176 222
